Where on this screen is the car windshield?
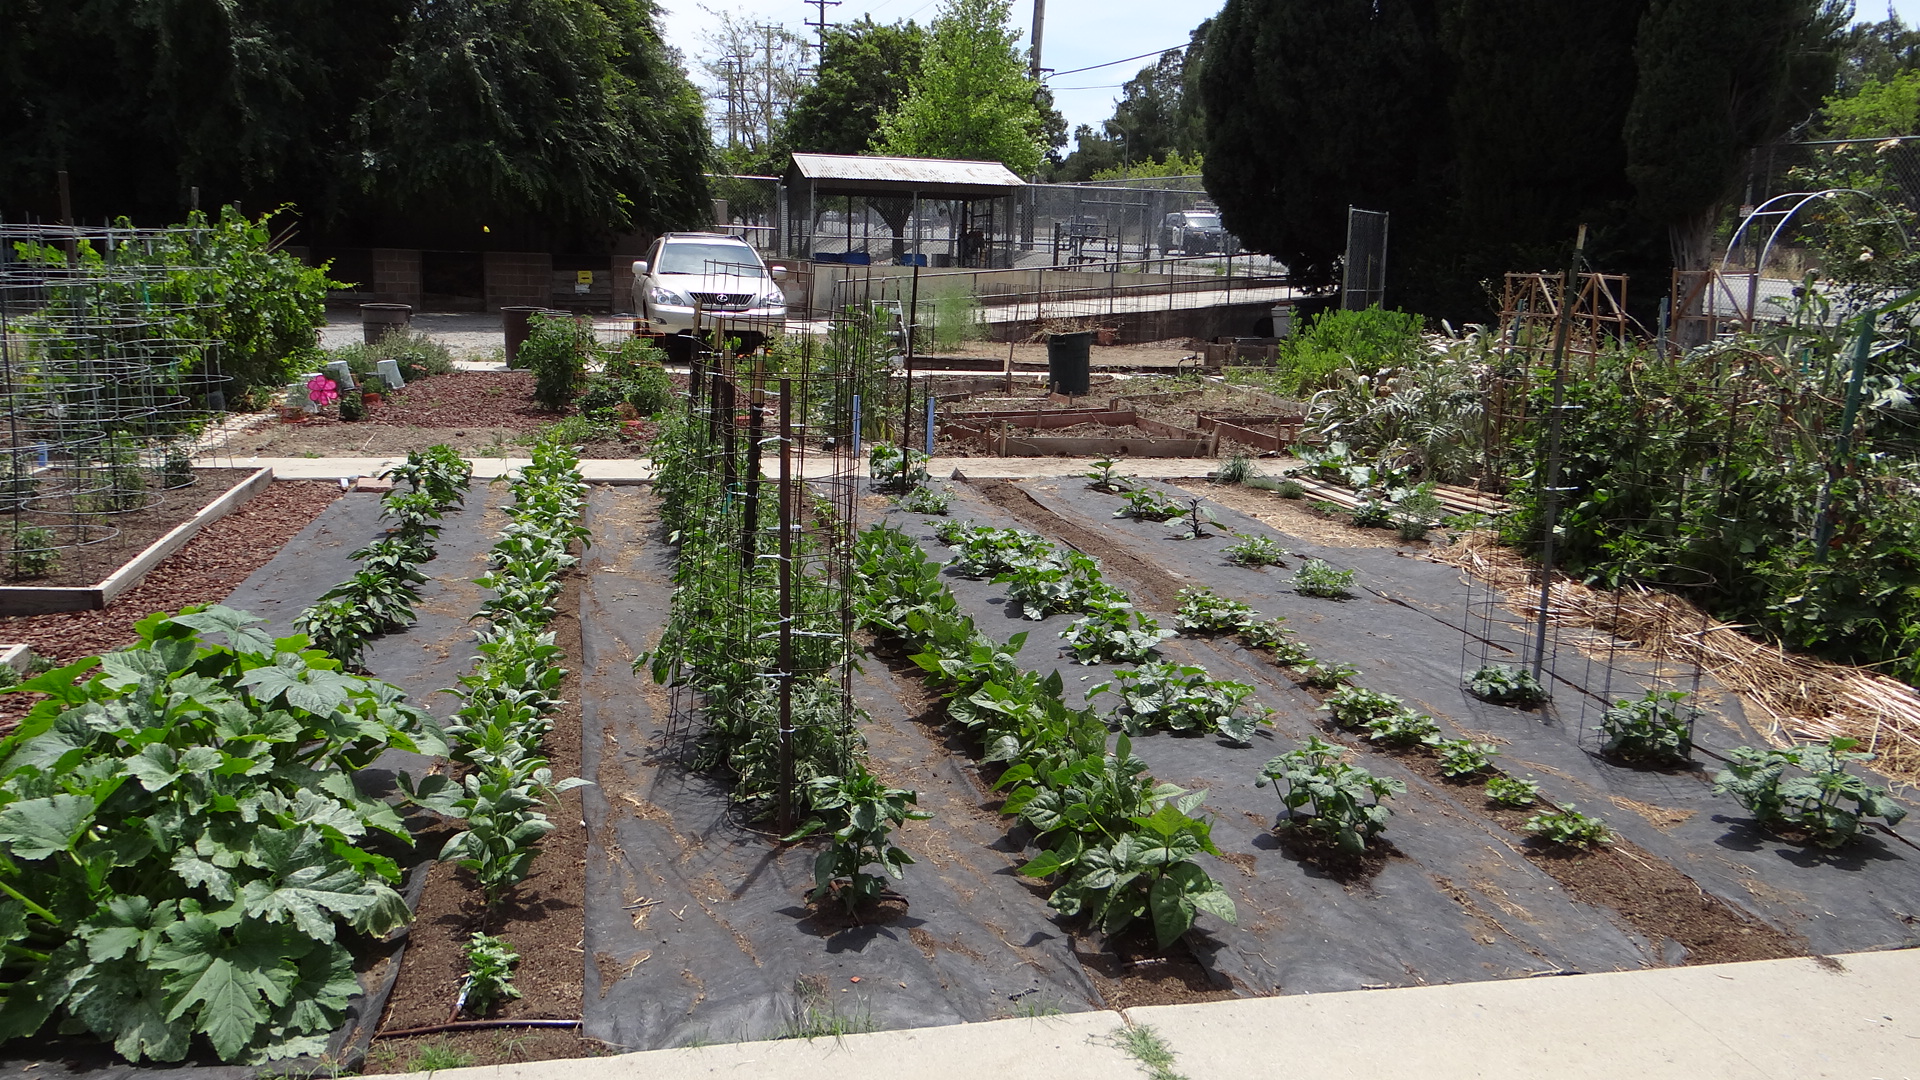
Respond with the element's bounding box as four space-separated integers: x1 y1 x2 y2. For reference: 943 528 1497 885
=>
657 241 767 277
1185 213 1221 229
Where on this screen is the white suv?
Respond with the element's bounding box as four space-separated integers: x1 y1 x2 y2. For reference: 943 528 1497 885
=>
632 233 787 338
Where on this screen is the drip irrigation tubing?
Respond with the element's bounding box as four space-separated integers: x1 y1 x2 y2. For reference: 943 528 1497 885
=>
373 1019 582 1040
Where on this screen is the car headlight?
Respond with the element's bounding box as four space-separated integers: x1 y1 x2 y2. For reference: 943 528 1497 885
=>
649 285 691 307
761 291 786 307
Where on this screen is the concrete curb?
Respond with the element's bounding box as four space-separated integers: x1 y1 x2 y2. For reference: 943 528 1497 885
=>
361 949 1920 1080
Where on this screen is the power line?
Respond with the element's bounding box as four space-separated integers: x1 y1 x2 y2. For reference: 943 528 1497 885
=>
1047 83 1127 91
1045 44 1188 79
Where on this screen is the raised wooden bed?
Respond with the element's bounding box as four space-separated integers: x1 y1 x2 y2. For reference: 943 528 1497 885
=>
0 466 275 615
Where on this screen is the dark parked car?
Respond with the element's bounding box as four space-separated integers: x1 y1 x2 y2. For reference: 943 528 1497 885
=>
1159 210 1230 255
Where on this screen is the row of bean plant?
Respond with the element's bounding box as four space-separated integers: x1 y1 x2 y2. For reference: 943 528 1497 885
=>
853 523 1237 949
296 445 473 670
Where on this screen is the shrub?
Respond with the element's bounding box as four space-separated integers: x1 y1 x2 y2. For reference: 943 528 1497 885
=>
1351 499 1394 528
1599 689 1697 765
1275 478 1306 499
580 337 674 418
1292 558 1356 598
1465 663 1549 707
520 313 596 410
1712 737 1908 848
363 329 458 383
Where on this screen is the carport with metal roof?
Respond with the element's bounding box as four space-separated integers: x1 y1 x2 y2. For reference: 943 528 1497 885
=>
783 153 1026 268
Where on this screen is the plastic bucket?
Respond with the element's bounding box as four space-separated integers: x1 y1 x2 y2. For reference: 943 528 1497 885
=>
502 306 542 368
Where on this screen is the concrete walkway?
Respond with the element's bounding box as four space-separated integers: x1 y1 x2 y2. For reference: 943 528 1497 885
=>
362 949 1920 1080
238 455 1252 484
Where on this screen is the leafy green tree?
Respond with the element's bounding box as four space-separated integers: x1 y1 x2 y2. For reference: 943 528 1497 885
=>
1823 69 1920 135
1837 7 1920 93
1196 0 1452 290
353 0 710 237
787 18 928 156
1 0 710 238
878 0 1047 175
1624 0 1846 270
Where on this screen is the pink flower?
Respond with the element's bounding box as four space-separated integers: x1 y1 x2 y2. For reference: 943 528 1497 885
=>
307 375 339 407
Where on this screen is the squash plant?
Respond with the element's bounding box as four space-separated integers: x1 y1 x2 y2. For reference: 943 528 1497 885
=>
1008 739 1234 947
1712 737 1909 848
0 606 445 1063
1060 602 1173 664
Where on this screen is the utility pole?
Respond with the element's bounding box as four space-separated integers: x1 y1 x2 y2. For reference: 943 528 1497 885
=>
1030 0 1045 82
759 24 779 146
804 0 840 60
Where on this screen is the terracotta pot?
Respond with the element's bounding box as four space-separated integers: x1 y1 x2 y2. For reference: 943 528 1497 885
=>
362 391 383 407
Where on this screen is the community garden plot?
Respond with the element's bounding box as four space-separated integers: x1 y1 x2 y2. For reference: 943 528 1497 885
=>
905 475 1920 976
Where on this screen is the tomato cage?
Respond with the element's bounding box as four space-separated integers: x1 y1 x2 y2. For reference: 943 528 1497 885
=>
653 322 862 833
0 221 240 577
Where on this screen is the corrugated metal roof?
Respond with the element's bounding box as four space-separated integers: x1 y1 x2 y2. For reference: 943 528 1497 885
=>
789 153 1025 198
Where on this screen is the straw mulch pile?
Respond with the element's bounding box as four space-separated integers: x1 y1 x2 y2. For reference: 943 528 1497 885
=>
1436 532 1920 787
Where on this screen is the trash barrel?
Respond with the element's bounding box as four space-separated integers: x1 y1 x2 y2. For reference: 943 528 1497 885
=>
360 303 412 344
502 306 543 368
1047 331 1093 396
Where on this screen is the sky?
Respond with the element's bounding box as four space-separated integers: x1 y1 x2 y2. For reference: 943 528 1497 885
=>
657 0 1920 154
655 0 1210 140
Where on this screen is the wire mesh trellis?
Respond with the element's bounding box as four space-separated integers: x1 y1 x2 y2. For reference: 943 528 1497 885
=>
0 221 237 579
655 299 862 831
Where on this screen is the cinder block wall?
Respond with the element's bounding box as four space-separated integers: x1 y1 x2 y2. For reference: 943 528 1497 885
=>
370 248 422 308
484 251 552 310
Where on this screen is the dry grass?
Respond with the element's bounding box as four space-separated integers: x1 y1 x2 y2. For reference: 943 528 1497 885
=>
1435 532 1920 788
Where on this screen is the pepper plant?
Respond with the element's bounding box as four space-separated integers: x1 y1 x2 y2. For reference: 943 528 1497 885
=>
785 766 930 913
1257 736 1404 853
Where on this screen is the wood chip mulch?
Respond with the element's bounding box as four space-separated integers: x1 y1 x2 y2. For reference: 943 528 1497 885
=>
0 480 345 724
378 372 561 429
